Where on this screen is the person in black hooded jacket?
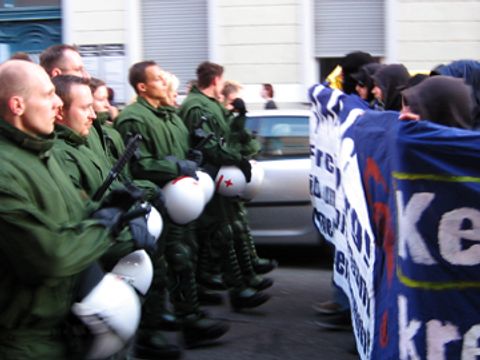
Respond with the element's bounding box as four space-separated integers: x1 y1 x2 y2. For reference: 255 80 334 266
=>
339 51 376 95
371 64 410 111
351 63 384 108
400 75 474 129
431 60 480 129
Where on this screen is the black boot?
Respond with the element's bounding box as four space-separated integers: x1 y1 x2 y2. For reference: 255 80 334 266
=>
219 234 271 311
229 287 271 311
198 285 224 306
253 258 279 275
236 202 278 275
141 287 181 332
155 309 181 332
133 329 181 360
197 272 226 291
196 232 226 291
232 218 274 291
247 275 274 291
181 311 230 348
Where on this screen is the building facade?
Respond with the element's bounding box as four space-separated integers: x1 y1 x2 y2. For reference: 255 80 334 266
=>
1 0 479 107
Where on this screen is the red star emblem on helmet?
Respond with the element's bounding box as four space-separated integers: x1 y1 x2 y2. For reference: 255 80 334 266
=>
225 179 233 187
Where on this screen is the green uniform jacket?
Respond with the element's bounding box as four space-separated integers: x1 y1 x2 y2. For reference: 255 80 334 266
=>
0 119 113 357
178 86 241 167
115 97 190 186
52 124 135 268
53 124 110 198
89 112 158 200
95 111 125 161
228 111 260 158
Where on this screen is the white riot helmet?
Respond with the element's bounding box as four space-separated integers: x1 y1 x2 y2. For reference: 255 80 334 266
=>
111 250 154 295
196 170 214 204
162 176 205 224
71 273 141 360
240 160 265 200
215 166 247 197
142 203 163 240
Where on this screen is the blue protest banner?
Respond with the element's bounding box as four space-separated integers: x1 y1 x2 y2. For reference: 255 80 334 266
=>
309 83 480 360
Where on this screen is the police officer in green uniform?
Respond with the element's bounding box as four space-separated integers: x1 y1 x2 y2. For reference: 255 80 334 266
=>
89 77 125 159
115 61 230 352
39 45 142 197
178 61 271 310
221 81 278 281
0 60 139 359
50 75 180 360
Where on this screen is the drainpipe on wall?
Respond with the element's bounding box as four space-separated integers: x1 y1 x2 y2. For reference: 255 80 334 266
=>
124 0 142 102
385 0 398 63
208 0 220 63
61 0 73 44
299 0 318 102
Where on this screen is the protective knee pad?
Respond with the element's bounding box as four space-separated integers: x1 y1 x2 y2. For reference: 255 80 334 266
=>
166 243 193 272
231 219 244 234
210 222 234 250
231 219 249 243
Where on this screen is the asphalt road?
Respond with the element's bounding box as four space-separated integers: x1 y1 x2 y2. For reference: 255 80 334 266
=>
177 245 360 360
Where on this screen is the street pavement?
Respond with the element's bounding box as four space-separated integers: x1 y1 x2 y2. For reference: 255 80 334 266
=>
177 246 360 360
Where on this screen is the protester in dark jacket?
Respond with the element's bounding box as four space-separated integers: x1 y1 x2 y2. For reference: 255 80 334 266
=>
371 64 410 111
431 60 480 128
400 75 474 129
351 63 384 108
340 51 376 95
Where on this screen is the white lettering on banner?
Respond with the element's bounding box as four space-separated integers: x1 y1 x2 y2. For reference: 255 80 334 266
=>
397 191 480 266
438 208 480 266
399 295 480 359
462 325 480 360
313 208 335 237
335 250 349 279
313 149 336 173
309 175 337 207
350 257 370 315
351 299 371 355
349 207 372 265
399 295 422 360
396 191 437 264
427 320 461 360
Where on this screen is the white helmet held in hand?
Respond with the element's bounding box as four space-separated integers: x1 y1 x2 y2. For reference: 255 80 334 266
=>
162 176 205 224
196 170 214 204
111 250 154 295
240 160 265 200
142 203 163 240
215 166 247 197
71 273 141 360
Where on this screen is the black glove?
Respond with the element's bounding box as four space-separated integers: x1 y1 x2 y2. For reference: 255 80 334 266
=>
238 130 252 144
237 158 252 183
176 159 199 180
232 98 247 116
201 163 219 180
150 188 167 215
91 207 125 236
99 184 145 211
187 149 203 166
193 128 210 141
128 216 157 253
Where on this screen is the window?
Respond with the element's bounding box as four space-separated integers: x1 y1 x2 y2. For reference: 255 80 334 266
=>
1 0 59 7
246 115 310 159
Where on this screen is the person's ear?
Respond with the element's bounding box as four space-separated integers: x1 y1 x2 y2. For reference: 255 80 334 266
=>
8 96 25 116
51 67 62 78
55 105 65 123
137 82 147 94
